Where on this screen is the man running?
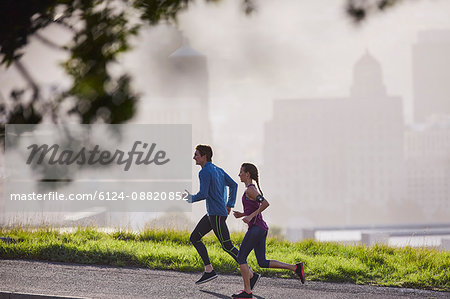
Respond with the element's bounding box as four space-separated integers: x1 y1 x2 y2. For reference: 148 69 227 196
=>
186 145 260 288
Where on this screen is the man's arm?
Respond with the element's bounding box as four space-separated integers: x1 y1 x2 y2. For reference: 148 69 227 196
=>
224 171 238 208
191 170 210 202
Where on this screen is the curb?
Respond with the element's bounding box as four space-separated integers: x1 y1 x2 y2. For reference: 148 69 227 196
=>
0 292 87 299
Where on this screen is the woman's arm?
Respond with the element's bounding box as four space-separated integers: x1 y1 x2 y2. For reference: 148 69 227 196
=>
242 186 270 223
233 210 245 218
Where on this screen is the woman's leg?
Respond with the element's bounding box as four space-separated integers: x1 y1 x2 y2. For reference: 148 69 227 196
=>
253 228 295 271
236 226 260 293
253 229 305 283
268 260 296 271
211 215 258 287
239 264 252 292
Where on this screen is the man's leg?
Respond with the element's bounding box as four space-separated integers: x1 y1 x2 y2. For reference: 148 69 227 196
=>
190 214 214 271
190 214 219 284
209 215 239 261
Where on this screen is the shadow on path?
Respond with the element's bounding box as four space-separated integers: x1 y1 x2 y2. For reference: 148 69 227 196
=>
200 290 266 299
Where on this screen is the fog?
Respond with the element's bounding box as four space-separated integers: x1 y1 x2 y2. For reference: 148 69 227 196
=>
1 0 450 233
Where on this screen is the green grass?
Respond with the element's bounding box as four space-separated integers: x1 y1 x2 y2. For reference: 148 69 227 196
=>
0 227 449 291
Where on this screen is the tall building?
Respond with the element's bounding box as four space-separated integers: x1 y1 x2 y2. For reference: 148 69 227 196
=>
412 30 450 123
263 52 404 226
405 115 450 220
350 50 387 99
135 34 213 223
137 35 212 146
167 37 209 109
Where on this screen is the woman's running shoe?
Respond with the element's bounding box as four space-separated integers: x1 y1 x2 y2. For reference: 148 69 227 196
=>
295 262 305 284
231 290 253 298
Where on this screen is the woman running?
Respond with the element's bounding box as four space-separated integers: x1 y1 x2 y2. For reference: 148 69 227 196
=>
231 163 305 299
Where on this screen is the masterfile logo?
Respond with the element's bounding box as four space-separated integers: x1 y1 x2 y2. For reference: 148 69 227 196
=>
5 124 191 180
26 141 170 171
3 124 193 213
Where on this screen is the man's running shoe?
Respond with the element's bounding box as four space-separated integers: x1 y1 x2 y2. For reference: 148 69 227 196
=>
295 262 305 284
195 270 218 284
231 290 253 298
249 272 261 290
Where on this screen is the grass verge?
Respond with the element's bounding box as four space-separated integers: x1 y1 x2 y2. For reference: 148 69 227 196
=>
0 227 449 291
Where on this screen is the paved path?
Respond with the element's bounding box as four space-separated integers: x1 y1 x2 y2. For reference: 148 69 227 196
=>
0 260 448 298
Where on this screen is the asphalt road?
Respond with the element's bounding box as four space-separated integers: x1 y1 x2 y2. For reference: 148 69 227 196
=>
0 260 448 299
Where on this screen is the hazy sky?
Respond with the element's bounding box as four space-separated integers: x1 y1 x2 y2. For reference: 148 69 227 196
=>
174 0 450 165
171 0 450 122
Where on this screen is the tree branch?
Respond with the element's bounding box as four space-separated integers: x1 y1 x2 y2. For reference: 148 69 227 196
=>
34 33 67 52
346 0 405 23
54 18 78 34
13 60 40 103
